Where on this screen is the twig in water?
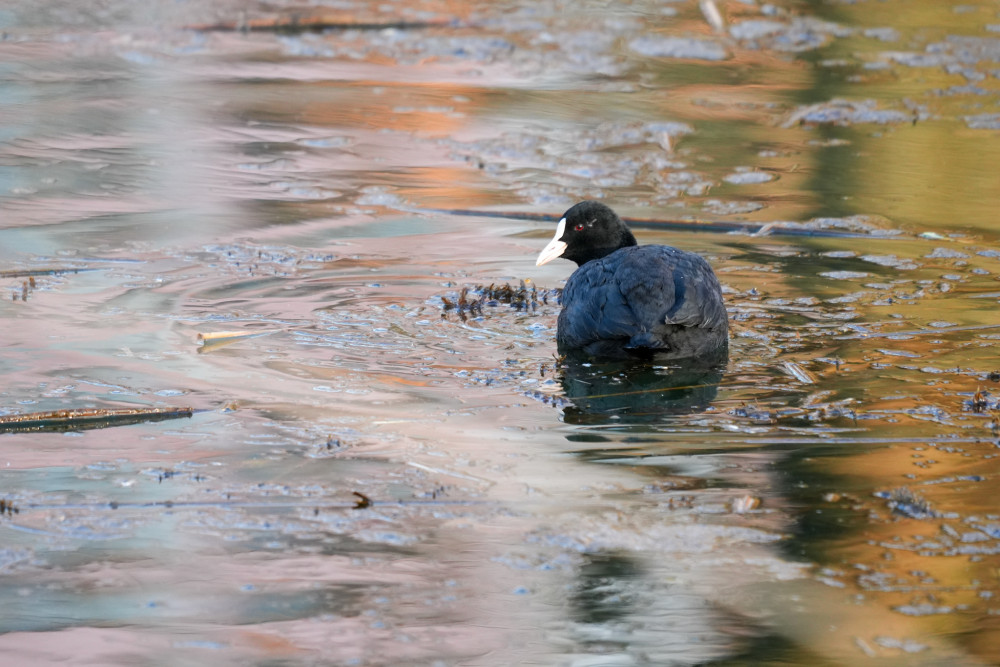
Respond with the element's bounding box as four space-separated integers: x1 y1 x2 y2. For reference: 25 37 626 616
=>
0 407 194 434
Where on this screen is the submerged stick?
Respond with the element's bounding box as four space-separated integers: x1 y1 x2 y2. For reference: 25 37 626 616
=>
197 329 281 353
782 361 817 384
197 330 280 343
188 15 457 33
0 407 194 434
2 496 488 516
0 268 90 279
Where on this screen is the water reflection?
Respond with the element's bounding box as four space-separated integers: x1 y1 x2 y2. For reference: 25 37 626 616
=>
559 352 726 425
571 552 642 625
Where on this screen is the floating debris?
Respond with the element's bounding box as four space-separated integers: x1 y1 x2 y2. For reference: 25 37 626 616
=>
539 354 566 379
352 491 372 509
970 387 989 413
731 401 776 423
197 329 282 352
876 487 937 519
730 397 856 424
440 280 559 321
0 499 19 517
5 274 42 302
0 407 195 434
782 361 817 384
441 286 483 322
479 280 542 311
0 268 87 279
522 389 572 409
731 495 762 514
699 0 725 33
783 99 914 127
198 329 281 343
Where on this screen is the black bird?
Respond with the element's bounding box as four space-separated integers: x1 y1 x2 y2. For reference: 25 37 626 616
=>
536 201 728 361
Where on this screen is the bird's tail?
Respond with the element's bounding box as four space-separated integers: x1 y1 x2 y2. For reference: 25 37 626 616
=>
625 331 666 351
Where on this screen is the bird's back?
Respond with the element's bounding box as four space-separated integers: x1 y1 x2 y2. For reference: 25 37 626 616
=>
557 245 728 360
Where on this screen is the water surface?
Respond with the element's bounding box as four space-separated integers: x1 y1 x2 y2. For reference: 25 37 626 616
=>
1 1 1000 664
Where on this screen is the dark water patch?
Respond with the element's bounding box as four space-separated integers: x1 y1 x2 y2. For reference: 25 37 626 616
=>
559 358 726 426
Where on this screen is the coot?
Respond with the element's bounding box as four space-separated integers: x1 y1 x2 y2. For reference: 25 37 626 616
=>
536 201 728 361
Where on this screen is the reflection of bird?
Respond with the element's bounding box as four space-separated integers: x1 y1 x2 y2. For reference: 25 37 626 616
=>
536 201 728 361
559 358 723 425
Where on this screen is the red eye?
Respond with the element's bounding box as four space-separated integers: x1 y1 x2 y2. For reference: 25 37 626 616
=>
574 223 584 231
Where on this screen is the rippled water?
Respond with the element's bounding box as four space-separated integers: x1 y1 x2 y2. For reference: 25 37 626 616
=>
2 1 1000 664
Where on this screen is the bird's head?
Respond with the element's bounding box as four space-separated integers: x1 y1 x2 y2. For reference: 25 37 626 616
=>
536 201 637 267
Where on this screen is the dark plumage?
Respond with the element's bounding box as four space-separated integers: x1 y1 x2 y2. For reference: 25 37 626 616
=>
536 201 728 361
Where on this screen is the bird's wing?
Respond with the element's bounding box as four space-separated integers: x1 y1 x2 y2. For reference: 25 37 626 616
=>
557 247 726 350
557 259 638 348
619 247 727 330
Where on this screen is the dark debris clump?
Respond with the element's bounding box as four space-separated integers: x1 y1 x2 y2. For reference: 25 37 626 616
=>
0 499 19 517
875 487 938 519
440 281 561 321
730 402 777 423
962 388 1000 420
